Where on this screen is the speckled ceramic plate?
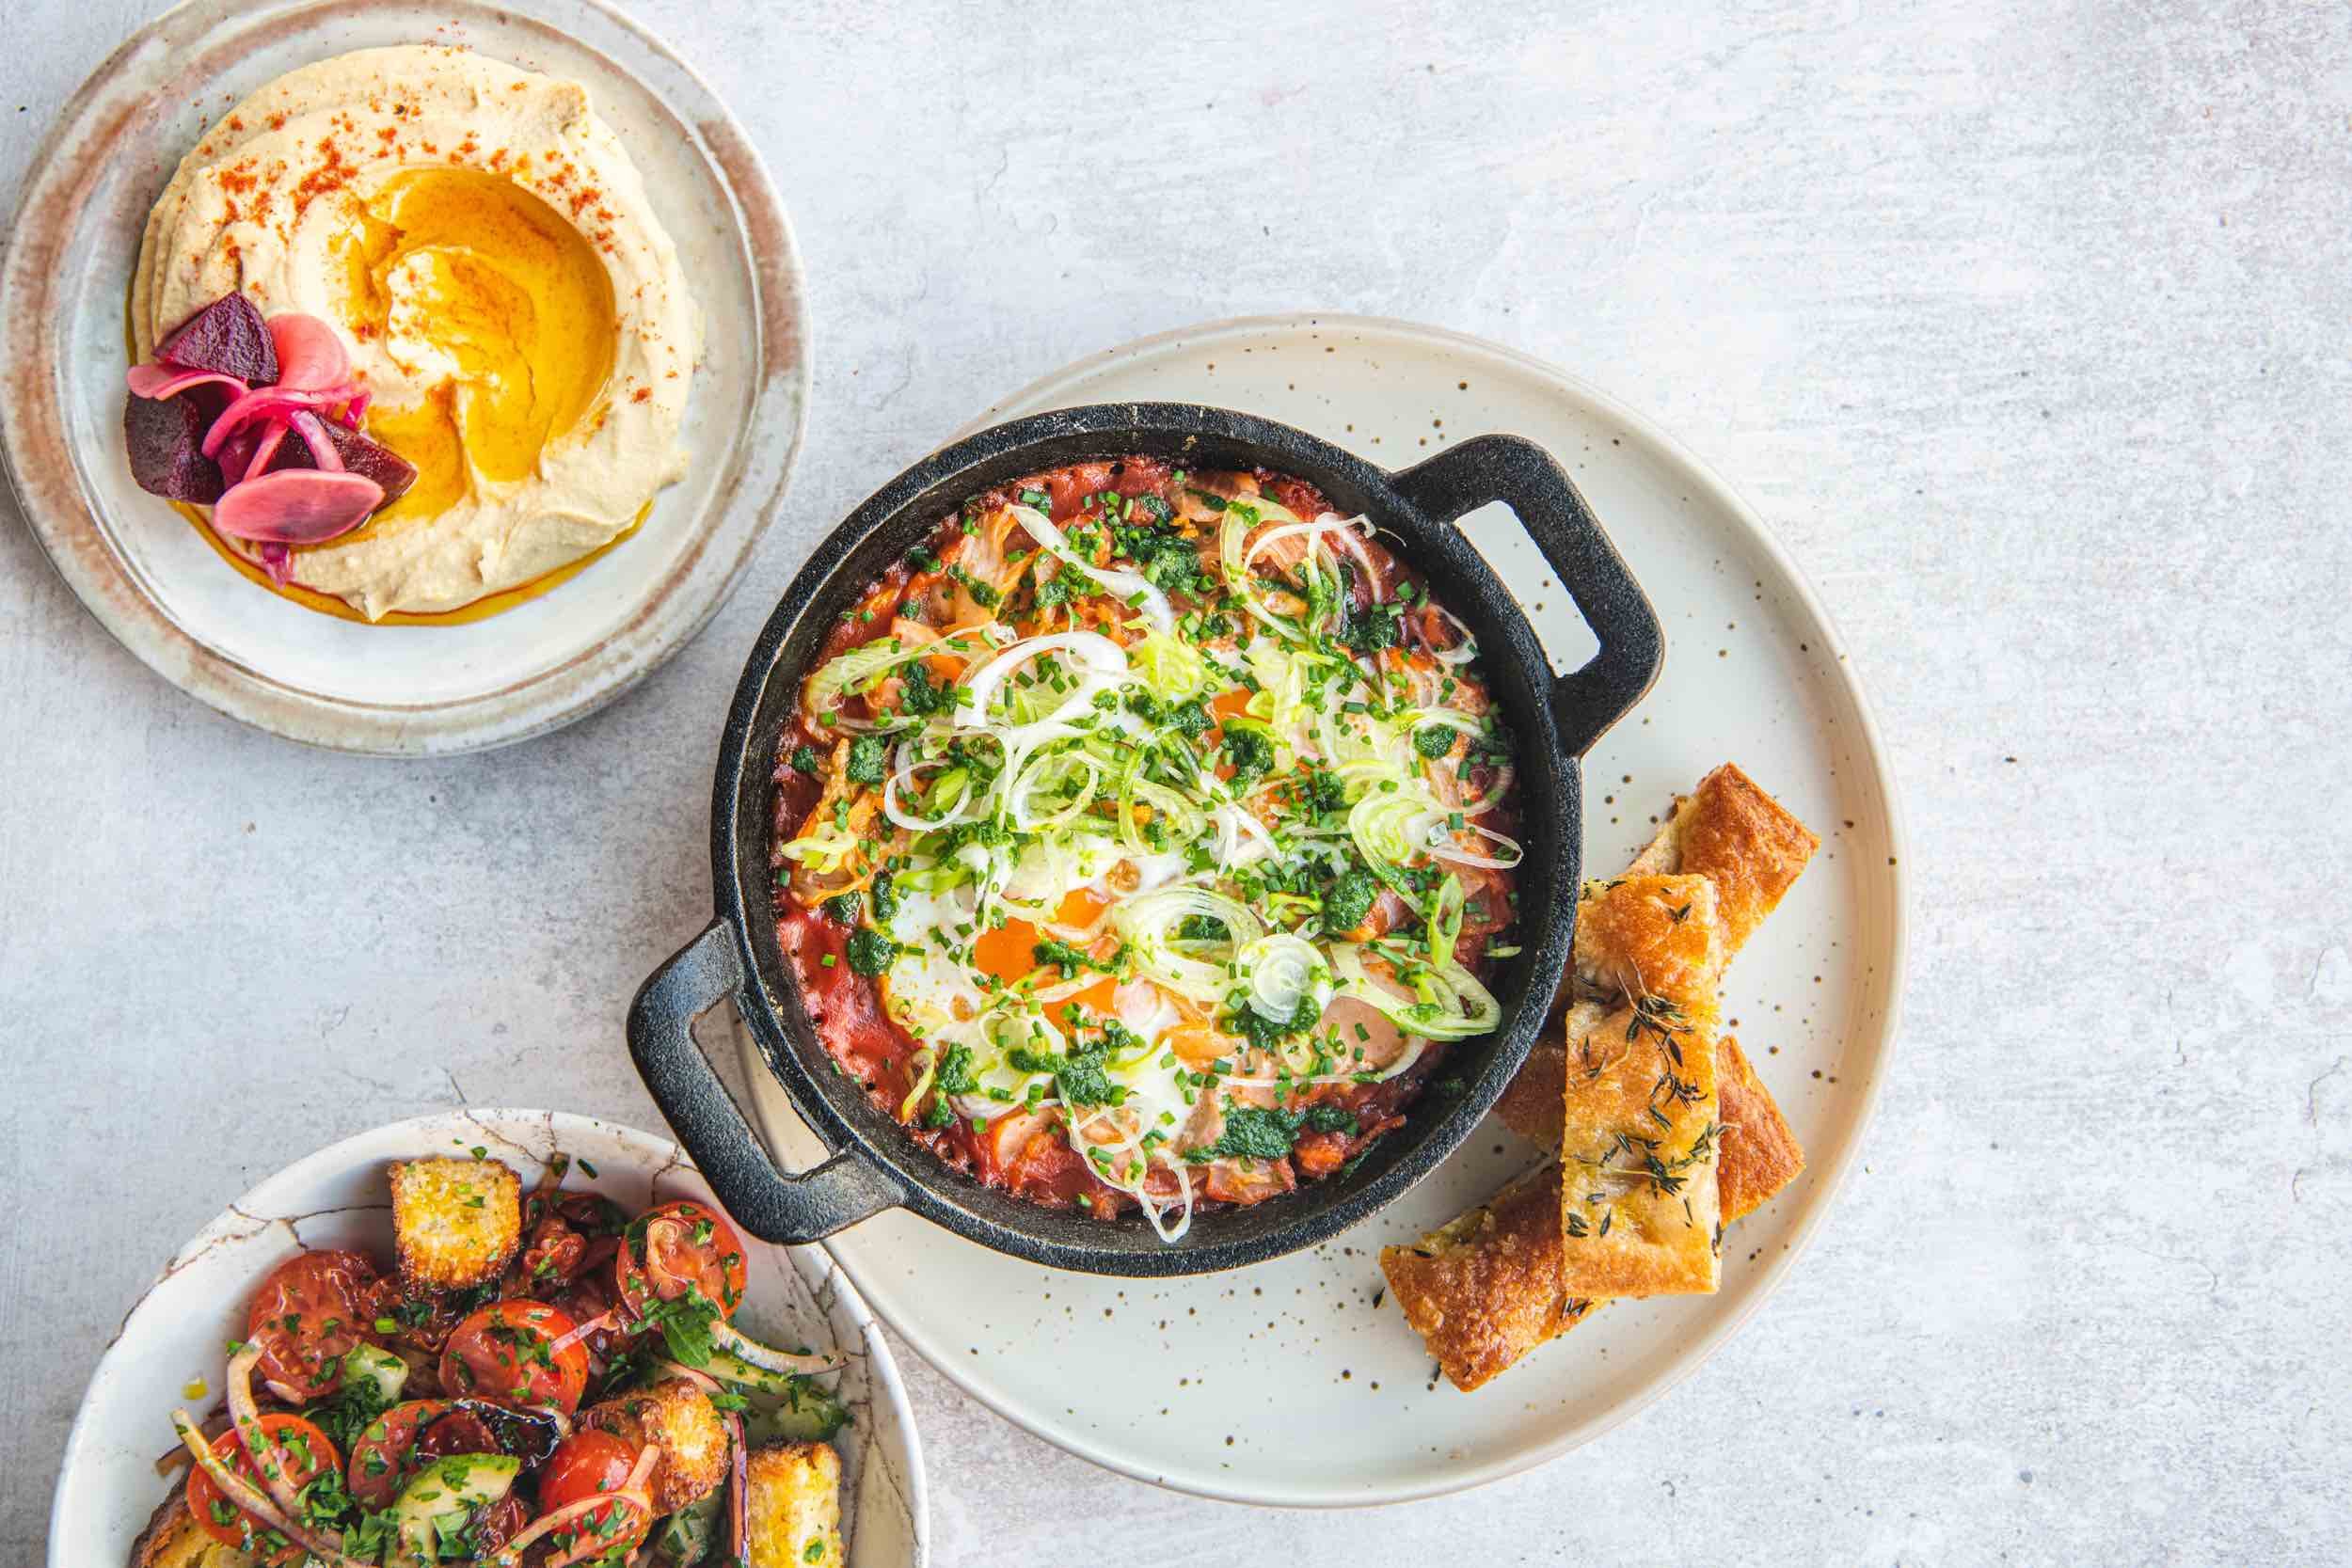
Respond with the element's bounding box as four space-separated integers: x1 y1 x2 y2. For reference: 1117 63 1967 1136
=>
736 313 1908 1506
48 1109 926 1568
0 0 807 755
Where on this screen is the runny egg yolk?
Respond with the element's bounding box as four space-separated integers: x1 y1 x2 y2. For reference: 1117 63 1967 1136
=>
336 167 617 527
970 888 1116 1030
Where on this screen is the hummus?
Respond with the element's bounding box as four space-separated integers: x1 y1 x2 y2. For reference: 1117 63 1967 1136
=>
132 46 701 619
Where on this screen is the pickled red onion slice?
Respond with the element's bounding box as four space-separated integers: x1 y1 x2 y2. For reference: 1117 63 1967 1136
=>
212 469 383 545
266 311 350 390
125 364 246 402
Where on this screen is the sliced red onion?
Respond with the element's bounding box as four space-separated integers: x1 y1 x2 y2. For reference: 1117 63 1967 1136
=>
266 312 351 391
725 1410 749 1567
544 1308 613 1361
212 470 383 545
200 384 363 459
170 1408 372 1568
239 422 287 484
483 1443 659 1568
125 364 247 402
289 410 344 471
258 543 294 584
222 1343 306 1523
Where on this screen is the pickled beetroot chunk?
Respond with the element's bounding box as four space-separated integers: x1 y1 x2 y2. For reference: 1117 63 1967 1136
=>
123 392 227 503
154 293 278 386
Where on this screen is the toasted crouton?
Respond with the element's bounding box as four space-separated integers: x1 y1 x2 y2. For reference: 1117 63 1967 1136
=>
583 1377 728 1513
744 1443 842 1568
389 1157 522 1290
130 1491 256 1568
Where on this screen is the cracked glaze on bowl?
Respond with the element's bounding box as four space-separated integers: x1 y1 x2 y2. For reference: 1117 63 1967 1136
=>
49 1109 926 1568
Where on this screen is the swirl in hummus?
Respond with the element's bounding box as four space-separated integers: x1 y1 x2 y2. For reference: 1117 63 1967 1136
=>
131 45 701 620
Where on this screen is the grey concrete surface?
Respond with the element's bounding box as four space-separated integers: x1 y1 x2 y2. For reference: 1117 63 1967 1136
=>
4 2 2347 1563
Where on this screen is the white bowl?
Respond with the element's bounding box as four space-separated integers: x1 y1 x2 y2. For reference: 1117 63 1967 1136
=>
48 1110 926 1567
0 0 809 754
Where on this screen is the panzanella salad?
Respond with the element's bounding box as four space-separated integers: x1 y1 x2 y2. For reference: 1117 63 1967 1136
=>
771 458 1521 1242
138 1154 845 1568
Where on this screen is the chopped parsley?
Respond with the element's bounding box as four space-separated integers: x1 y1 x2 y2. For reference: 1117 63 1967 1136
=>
1031 937 1112 978
1173 913 1230 943
1320 868 1379 935
1205 1103 1302 1161
845 927 898 976
1341 604 1400 656
947 563 1001 609
1220 723 1275 784
845 736 888 785
933 1043 978 1096
1413 724 1457 759
897 660 954 717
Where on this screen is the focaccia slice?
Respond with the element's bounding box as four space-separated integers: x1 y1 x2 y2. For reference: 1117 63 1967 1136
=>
1382 762 1819 1388
1554 875 1724 1297
1381 1032 1795 1390
1379 1162 1587 1392
1498 762 1817 1143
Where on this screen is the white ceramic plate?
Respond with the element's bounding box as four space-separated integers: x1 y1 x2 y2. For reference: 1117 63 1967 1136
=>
735 314 1907 1507
49 1109 926 1567
0 0 807 755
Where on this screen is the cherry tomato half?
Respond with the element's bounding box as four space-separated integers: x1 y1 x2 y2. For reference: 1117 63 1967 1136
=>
615 1200 748 1323
343 1399 507 1510
535 1428 649 1553
344 1399 449 1510
437 1300 588 1415
246 1250 378 1399
186 1413 339 1562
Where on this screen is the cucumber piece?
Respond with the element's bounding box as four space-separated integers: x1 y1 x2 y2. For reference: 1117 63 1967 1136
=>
702 1346 800 1396
649 1490 723 1567
390 1453 520 1568
341 1343 409 1406
739 1378 850 1445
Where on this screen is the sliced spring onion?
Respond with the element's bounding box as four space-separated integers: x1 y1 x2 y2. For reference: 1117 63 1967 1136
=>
1112 886 1264 1002
1009 504 1175 635
1235 931 1334 1022
1329 943 1501 1039
803 623 1005 717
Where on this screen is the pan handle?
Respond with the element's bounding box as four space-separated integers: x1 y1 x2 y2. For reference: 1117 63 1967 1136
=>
627 919 906 1244
1391 434 1663 755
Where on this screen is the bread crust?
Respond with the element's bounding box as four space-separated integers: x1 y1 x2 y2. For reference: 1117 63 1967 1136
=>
389 1156 522 1291
1627 762 1819 954
129 1490 256 1568
1378 1164 1593 1392
1718 1036 1805 1222
1384 1028 1798 1390
1383 763 1820 1388
582 1376 729 1513
1554 879 1724 1298
745 1441 843 1568
1500 762 1816 1146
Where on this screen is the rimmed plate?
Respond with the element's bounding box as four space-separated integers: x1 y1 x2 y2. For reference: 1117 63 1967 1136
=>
48 1108 926 1567
736 313 1907 1506
0 0 808 755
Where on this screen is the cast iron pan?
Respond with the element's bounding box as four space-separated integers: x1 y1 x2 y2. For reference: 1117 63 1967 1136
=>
628 404 1661 1276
